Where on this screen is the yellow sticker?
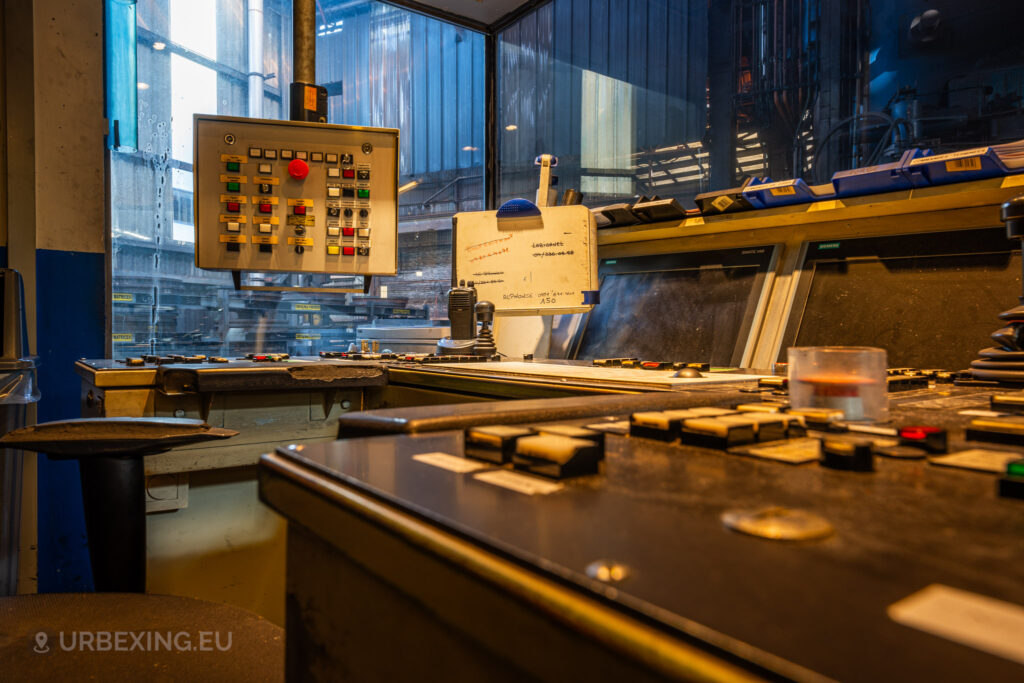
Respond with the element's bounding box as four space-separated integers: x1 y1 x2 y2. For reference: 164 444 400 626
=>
220 234 247 243
251 216 280 225
392 308 411 315
220 194 248 204
218 175 248 183
288 237 314 246
770 185 797 196
303 85 317 111
112 293 134 302
293 303 321 311
251 196 280 205
220 154 248 163
710 195 734 211
945 157 983 172
287 215 315 226
251 235 279 245
111 333 134 343
253 176 280 185
286 198 315 207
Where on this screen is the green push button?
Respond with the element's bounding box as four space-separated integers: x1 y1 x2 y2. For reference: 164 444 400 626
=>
1007 459 1024 477
226 181 240 192
357 189 370 199
226 161 241 172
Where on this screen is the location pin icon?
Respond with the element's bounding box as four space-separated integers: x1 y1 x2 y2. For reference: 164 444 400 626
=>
34 631 49 653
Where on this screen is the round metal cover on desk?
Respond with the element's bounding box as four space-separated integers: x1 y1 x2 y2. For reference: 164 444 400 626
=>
722 506 834 541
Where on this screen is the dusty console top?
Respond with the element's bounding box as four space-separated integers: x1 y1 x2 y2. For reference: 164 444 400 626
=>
274 384 1024 682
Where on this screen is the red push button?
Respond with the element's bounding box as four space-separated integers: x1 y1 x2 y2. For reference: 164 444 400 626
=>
342 168 355 179
294 205 307 215
342 246 355 256
259 203 272 213
342 227 355 237
226 202 240 212
288 158 310 180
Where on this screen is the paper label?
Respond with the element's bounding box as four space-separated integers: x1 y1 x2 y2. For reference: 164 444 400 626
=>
744 438 821 464
888 584 1024 665
219 234 247 243
929 449 1021 473
945 157 983 172
413 452 488 473
710 195 734 211
474 469 563 495
770 185 797 196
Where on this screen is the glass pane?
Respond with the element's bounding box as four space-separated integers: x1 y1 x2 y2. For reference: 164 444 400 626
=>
498 0 1024 199
111 0 485 359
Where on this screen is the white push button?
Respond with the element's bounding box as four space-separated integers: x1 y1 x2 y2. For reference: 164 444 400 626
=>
226 221 240 232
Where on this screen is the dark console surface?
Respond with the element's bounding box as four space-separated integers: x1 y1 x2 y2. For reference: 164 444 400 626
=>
275 386 1024 682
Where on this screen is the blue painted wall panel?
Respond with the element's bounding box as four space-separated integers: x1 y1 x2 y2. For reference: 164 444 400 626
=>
36 248 105 592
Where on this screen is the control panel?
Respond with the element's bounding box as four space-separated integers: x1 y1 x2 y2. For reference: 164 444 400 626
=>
193 114 398 275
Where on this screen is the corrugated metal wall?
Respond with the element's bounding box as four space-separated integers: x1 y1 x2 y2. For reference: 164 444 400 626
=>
498 0 708 201
317 2 486 179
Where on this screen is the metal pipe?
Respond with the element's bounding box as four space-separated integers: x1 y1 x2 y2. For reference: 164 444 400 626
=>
293 0 316 85
247 0 264 118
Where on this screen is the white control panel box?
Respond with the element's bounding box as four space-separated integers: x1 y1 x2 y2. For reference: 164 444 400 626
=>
193 114 398 275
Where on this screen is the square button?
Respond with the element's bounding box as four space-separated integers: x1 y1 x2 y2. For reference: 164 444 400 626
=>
226 181 240 192
296 151 308 160
226 221 240 232
226 161 241 172
341 154 353 164
357 246 370 256
281 150 293 159
327 187 340 198
357 169 370 180
259 183 272 194
327 227 340 236
342 188 355 198
258 223 272 233
311 152 324 162
342 168 355 179
248 147 262 158
264 149 277 160
342 227 355 237
258 163 272 174
327 245 340 255
326 153 338 163
327 168 340 178
357 228 370 238
357 189 370 199
226 202 241 212
342 246 355 256
259 203 272 213
294 205 307 215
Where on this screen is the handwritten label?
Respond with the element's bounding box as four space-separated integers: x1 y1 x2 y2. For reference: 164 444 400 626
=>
413 452 488 473
473 469 563 495
889 584 1024 665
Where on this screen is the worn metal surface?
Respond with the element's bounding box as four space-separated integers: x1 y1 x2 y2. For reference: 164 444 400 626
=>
270 389 1024 682
0 418 236 457
337 386 751 437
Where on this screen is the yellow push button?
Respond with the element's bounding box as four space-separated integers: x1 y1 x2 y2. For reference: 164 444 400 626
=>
327 245 340 255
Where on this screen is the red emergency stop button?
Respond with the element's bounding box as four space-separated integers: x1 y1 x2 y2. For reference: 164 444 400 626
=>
288 158 309 180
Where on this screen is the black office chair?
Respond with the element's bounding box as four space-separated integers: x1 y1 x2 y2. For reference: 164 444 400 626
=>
0 417 283 681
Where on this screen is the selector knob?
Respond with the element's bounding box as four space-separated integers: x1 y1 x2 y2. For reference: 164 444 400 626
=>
288 159 309 180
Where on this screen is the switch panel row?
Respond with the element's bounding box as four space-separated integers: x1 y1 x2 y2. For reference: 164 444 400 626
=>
194 114 398 275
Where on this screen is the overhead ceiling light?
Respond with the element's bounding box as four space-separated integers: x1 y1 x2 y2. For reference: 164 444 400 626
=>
505 124 518 131
398 179 419 194
152 41 166 50
137 82 150 90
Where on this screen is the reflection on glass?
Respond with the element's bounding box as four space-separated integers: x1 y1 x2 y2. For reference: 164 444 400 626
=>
111 0 485 359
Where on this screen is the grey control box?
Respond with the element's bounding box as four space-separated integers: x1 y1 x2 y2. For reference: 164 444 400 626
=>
193 114 398 275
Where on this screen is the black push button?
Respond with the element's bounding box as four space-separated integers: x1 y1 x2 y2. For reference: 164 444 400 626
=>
821 438 875 471
512 434 603 479
465 425 535 464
